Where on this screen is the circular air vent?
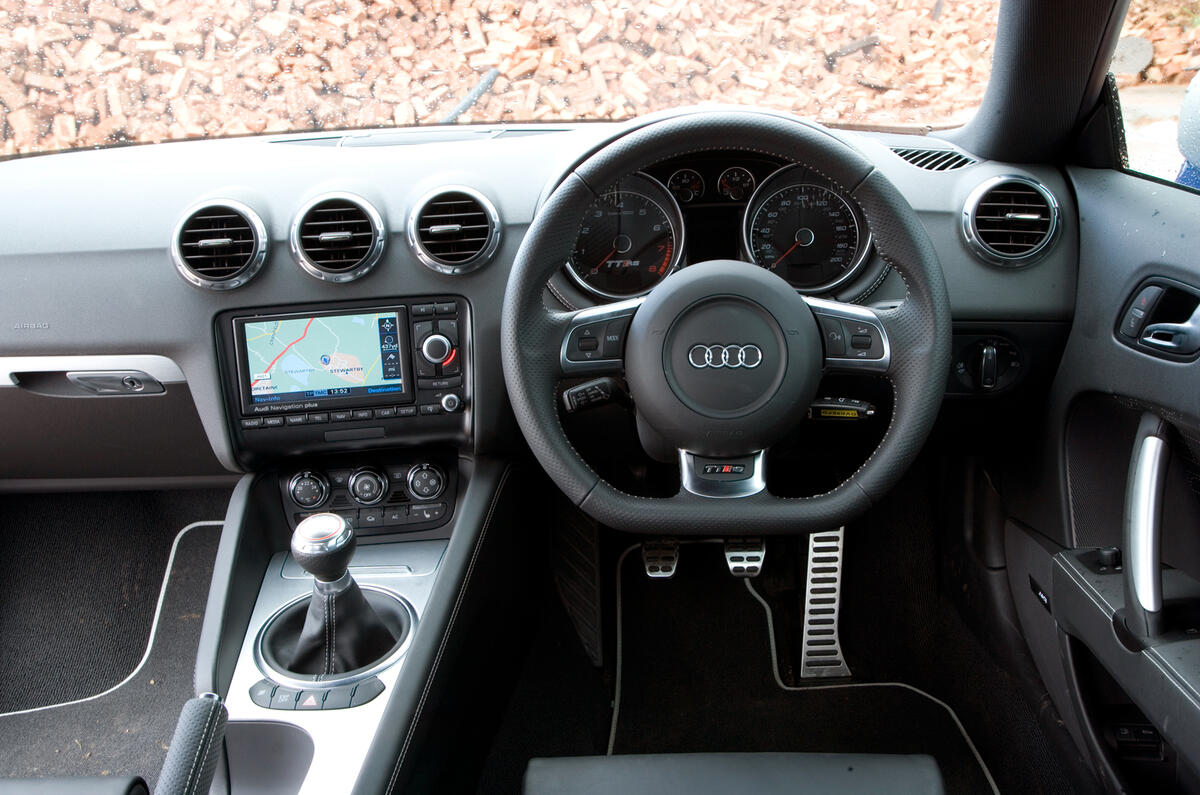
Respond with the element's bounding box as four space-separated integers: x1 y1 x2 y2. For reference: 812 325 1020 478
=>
408 187 501 275
291 193 386 282
962 176 1059 267
171 200 267 290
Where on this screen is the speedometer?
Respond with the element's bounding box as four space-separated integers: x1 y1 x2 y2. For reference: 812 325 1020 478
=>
743 168 871 293
566 173 684 299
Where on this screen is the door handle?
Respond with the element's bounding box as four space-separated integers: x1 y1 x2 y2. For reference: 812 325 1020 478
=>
1122 413 1169 641
1141 303 1200 355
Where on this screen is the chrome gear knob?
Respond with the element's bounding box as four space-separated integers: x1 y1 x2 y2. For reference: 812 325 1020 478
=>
291 513 355 582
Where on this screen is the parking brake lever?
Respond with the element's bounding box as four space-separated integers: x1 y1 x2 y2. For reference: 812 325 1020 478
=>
1122 413 1170 642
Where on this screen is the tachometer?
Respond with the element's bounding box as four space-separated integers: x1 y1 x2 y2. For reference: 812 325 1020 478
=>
567 173 684 299
743 168 870 293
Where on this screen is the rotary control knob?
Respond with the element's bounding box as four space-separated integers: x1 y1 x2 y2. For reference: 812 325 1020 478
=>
407 464 445 501
348 468 387 506
421 334 453 364
289 471 329 509
440 393 462 413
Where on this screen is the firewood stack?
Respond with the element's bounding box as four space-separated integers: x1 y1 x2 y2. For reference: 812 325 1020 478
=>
0 0 1191 158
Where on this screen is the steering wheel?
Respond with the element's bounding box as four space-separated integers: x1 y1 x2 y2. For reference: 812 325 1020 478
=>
501 110 951 534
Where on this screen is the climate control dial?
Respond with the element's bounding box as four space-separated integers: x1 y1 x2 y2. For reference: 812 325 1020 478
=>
407 464 445 501
288 471 329 509
348 468 387 506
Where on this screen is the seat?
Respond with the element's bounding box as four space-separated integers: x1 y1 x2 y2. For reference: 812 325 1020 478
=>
524 752 944 795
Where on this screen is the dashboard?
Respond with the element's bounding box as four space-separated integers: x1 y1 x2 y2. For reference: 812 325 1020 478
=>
0 111 1078 486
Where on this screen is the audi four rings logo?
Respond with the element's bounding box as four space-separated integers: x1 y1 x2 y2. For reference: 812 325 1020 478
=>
688 344 764 369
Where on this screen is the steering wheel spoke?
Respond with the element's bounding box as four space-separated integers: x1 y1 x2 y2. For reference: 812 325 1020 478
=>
679 449 768 499
558 295 644 376
803 296 891 375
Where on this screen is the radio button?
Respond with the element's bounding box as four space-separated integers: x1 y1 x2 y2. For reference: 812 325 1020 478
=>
331 410 352 422
434 302 456 316
384 506 408 526
374 407 397 419
241 418 263 429
418 376 463 390
351 409 373 421
412 303 436 317
285 414 307 426
440 394 463 413
419 403 443 415
436 319 459 345
307 412 329 424
396 405 418 417
264 416 285 428
359 508 384 529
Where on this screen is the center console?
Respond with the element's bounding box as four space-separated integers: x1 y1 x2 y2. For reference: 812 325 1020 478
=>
198 295 511 794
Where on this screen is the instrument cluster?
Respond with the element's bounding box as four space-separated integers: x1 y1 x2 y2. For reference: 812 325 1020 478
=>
563 153 876 301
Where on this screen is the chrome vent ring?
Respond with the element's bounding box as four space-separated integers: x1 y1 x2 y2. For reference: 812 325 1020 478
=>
408 186 501 275
291 192 386 282
171 200 267 290
962 175 1059 267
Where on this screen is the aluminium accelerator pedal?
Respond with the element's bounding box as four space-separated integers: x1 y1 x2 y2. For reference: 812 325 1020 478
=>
724 538 766 577
800 528 852 679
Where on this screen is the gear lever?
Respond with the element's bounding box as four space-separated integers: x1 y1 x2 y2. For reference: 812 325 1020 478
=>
288 513 398 675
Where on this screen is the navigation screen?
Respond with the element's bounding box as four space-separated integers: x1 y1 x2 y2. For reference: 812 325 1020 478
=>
239 309 407 405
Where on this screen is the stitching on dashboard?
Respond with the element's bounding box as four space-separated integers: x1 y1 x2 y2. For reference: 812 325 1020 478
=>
385 464 513 794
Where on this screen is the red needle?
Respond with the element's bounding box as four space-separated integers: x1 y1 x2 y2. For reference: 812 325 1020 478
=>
594 247 617 272
770 239 803 269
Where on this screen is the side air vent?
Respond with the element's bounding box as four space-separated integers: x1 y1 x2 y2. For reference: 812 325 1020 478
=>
962 176 1059 267
891 146 976 171
171 200 267 290
408 187 501 275
291 193 386 282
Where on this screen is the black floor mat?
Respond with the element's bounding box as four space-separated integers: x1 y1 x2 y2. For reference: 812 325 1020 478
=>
0 489 229 713
0 519 221 789
612 546 996 793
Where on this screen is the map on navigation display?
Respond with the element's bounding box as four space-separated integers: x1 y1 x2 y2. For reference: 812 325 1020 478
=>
243 311 404 402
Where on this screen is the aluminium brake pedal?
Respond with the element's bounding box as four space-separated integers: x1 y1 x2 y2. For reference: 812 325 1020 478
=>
800 527 851 678
642 539 679 578
724 538 765 577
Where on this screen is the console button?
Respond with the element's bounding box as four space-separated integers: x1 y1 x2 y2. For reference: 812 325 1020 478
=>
396 405 418 417
418 376 463 390
384 506 409 526
334 509 360 528
296 690 325 711
565 322 608 361
285 414 307 426
578 336 600 352
850 334 872 350
350 678 385 707
264 416 285 428
359 508 384 529
421 334 453 364
409 502 447 523
374 407 397 419
440 348 461 376
331 410 352 422
436 319 459 345
307 412 329 424
412 303 436 317
322 684 355 710
270 686 299 710
440 394 463 413
413 320 434 342
327 468 351 488
434 302 457 316
249 680 276 708
241 417 263 429
414 356 436 378
419 403 443 415
351 409 373 421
